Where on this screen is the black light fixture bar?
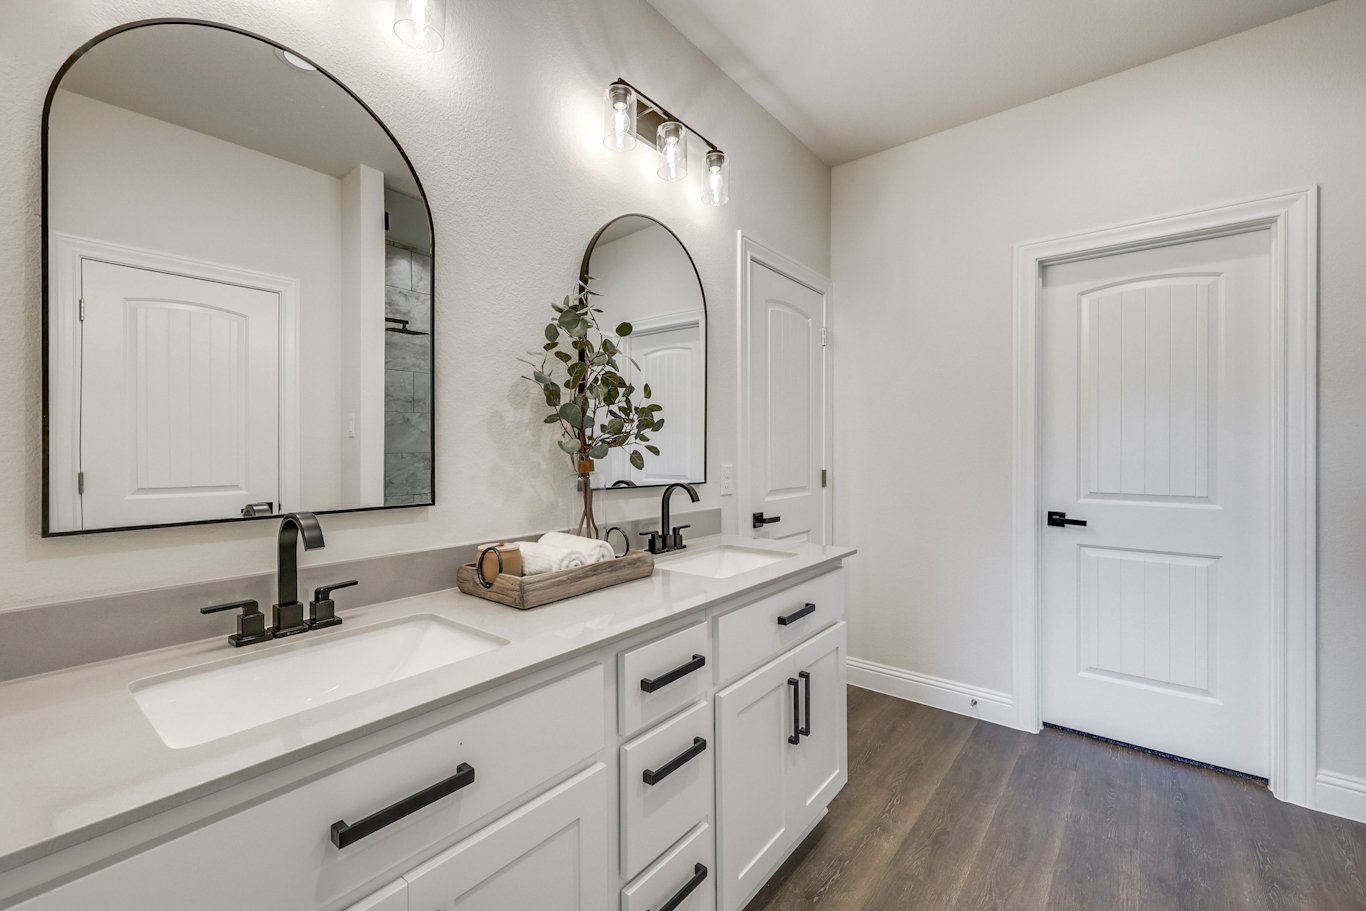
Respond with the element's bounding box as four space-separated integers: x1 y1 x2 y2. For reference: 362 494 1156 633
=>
610 76 721 153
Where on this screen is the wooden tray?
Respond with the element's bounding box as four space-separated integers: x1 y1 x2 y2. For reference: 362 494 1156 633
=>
456 550 655 610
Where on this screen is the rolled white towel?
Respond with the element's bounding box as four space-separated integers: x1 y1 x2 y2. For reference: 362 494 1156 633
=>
538 531 615 564
520 541 589 575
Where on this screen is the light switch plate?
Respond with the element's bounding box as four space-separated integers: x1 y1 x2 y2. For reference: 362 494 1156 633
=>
721 463 733 496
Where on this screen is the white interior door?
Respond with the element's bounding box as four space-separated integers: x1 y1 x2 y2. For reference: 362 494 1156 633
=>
746 261 827 544
605 317 705 486
1040 229 1272 776
79 259 280 528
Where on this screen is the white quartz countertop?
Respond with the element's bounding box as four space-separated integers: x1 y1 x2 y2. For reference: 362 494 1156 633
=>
0 536 855 874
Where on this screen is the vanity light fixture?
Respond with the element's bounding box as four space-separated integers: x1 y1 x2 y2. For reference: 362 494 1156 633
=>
394 0 446 52
602 77 729 205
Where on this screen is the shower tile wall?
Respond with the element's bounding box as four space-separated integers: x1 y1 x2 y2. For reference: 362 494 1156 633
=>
384 243 433 505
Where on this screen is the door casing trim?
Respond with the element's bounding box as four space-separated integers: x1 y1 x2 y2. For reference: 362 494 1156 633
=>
736 233 834 543
1011 188 1318 806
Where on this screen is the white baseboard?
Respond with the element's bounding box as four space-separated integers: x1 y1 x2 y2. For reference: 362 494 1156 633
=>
1315 770 1366 824
847 657 1022 730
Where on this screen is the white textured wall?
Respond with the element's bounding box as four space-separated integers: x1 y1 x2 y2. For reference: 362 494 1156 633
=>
0 0 829 606
832 0 1366 777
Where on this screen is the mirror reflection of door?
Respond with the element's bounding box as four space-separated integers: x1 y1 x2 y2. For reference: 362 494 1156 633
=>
43 22 434 534
78 260 280 529
580 215 707 490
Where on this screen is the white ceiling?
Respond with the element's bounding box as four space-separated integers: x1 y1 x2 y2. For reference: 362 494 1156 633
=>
60 23 422 197
645 0 1334 165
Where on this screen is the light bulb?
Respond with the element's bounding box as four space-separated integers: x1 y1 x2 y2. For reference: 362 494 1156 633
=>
701 149 729 206
656 121 687 181
394 0 446 52
603 83 637 152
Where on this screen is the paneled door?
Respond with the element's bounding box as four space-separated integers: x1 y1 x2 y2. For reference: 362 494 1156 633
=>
1040 230 1272 776
79 259 280 529
610 317 705 486
746 261 827 544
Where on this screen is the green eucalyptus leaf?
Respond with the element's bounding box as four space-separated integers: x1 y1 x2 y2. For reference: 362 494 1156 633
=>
554 350 572 363
589 441 609 460
630 450 645 470
645 445 660 456
643 383 652 399
544 324 559 343
544 414 560 424
616 322 633 337
559 402 582 426
557 439 581 455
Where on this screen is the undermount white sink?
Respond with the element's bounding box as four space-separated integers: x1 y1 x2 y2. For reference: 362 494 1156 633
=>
131 615 507 749
658 545 795 579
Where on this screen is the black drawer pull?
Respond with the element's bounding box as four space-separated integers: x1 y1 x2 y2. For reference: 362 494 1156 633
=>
642 737 708 786
788 677 801 745
798 670 812 736
652 863 708 911
330 762 474 849
777 602 816 626
640 654 706 693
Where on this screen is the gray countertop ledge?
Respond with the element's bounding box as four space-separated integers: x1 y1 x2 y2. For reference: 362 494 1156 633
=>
0 534 855 877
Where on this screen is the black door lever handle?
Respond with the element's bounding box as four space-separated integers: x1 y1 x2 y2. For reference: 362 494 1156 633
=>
1047 511 1088 528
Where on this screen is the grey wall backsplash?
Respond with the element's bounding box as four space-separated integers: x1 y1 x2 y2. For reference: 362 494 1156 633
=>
384 242 433 505
0 509 721 682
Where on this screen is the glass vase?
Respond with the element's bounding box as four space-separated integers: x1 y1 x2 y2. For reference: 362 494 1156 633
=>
574 459 599 539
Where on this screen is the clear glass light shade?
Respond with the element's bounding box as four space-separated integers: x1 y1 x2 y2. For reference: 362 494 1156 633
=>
701 149 729 206
603 83 637 152
656 121 688 181
394 0 446 52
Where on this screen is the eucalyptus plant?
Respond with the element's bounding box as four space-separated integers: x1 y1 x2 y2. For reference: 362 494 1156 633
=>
521 280 664 536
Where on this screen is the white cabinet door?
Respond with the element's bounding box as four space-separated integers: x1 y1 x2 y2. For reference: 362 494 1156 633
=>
786 624 848 832
714 623 846 911
404 764 609 911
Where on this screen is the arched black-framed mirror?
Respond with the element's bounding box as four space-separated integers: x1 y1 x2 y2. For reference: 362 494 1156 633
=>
579 214 707 490
41 19 436 535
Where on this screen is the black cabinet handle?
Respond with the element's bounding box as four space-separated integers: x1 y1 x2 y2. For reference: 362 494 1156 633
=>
777 602 816 626
798 670 812 736
330 762 474 849
640 654 706 693
651 863 708 911
642 737 707 786
788 677 801 745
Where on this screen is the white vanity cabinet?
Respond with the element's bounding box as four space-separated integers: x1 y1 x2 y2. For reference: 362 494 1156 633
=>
714 622 848 911
5 560 852 911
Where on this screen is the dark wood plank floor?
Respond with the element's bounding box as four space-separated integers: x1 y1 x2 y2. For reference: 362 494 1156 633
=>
747 687 1366 910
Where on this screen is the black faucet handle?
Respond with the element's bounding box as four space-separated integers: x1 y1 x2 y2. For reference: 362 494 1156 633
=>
314 580 358 602
639 530 664 555
200 599 272 648
309 580 357 630
671 524 692 534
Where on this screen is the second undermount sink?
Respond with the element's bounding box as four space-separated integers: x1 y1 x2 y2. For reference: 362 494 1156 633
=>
131 615 507 749
658 545 795 579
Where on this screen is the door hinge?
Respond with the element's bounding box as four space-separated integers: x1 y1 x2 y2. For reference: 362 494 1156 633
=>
77 471 85 495
821 468 828 488
78 298 86 321
821 327 828 347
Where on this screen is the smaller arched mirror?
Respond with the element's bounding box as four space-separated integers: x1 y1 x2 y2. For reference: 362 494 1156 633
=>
581 215 707 489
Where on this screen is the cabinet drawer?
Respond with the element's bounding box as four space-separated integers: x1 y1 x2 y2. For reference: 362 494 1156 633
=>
622 822 715 911
14 664 605 911
619 621 711 737
620 700 714 879
714 569 844 684
343 880 407 911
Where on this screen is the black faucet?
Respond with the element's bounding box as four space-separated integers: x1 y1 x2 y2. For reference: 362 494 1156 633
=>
271 512 325 638
642 483 700 555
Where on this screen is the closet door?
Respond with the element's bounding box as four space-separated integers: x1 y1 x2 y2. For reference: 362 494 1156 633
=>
404 765 608 911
